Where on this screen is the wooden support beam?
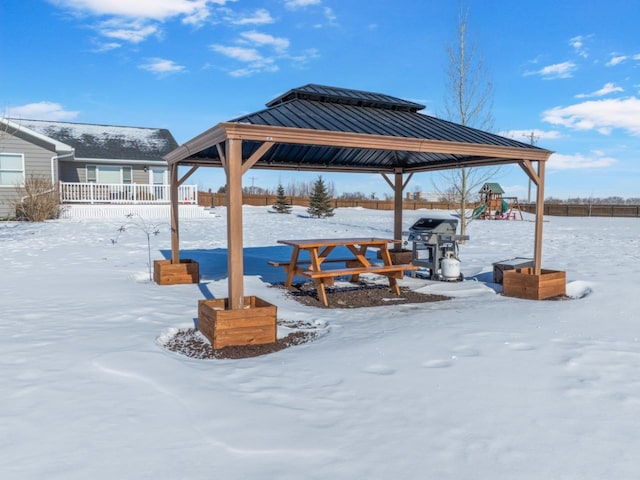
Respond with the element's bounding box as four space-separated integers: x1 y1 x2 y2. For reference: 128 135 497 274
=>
393 169 404 251
177 165 199 187
533 161 546 275
226 138 245 309
170 164 180 264
381 173 394 189
383 170 411 252
220 123 553 162
242 141 275 175
216 143 227 175
519 159 540 185
402 172 414 190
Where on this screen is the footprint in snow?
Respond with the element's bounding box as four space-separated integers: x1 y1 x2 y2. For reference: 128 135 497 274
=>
362 364 396 375
506 342 536 351
421 359 453 368
451 345 481 357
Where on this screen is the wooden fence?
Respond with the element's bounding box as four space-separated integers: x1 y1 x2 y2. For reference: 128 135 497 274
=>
519 203 640 217
199 192 640 218
198 192 460 211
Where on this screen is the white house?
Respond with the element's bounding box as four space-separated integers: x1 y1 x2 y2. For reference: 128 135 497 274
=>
0 118 198 218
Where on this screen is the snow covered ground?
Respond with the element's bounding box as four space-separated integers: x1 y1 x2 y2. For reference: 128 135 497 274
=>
2 206 639 479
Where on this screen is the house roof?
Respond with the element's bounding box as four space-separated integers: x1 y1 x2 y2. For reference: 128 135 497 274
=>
167 84 552 173
480 182 505 194
1 118 74 154
12 119 178 161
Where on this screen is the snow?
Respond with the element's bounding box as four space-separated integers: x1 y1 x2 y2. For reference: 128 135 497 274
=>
20 119 172 150
2 206 640 479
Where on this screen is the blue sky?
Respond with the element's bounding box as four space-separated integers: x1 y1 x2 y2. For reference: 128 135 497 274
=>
2 0 639 200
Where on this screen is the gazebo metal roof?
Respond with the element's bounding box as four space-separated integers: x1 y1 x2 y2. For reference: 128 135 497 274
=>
166 83 550 173
164 84 553 310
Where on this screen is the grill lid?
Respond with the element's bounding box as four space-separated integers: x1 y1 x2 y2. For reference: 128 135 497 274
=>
409 218 458 234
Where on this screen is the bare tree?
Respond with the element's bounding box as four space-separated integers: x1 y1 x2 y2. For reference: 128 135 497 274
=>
436 2 498 238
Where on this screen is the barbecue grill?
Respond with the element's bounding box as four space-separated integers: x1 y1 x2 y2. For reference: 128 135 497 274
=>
406 217 469 281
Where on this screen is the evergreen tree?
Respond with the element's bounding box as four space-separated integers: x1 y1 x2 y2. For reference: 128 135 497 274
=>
307 176 334 218
272 183 292 214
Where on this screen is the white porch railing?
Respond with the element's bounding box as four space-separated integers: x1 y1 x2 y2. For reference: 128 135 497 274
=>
59 182 198 205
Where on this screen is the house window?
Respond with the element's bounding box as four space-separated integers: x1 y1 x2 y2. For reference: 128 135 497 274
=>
87 165 97 183
151 167 166 185
122 166 132 184
0 153 25 186
86 165 132 184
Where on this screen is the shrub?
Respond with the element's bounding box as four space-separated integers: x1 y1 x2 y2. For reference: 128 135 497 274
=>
13 175 63 221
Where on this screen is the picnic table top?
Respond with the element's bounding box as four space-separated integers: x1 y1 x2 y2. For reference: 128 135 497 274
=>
277 237 399 248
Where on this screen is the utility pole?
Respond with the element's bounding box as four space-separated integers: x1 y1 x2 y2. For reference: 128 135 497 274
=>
523 131 539 203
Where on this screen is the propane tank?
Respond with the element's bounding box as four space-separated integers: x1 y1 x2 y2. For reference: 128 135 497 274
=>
441 252 461 281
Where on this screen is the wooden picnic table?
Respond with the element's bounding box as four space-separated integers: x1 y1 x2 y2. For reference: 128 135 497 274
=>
274 237 417 306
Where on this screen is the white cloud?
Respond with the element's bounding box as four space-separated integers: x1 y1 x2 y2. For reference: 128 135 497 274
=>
606 54 628 66
543 96 640 136
606 53 640 66
323 7 337 24
284 0 321 9
569 35 589 58
49 0 230 43
211 44 263 62
499 129 563 142
239 31 289 53
547 152 617 170
230 8 274 25
212 27 299 76
49 0 223 22
139 58 186 76
98 19 159 43
7 102 79 121
289 48 320 66
575 82 624 98
229 63 278 77
92 41 122 52
525 61 577 79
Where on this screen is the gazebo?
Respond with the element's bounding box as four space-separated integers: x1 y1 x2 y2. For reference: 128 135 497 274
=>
161 84 555 319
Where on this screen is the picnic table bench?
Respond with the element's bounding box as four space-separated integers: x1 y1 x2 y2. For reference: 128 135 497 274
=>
273 238 418 306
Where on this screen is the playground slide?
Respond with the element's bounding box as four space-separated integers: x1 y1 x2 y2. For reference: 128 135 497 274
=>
472 204 487 219
501 199 510 213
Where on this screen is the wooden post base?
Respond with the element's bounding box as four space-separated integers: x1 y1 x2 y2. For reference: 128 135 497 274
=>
503 267 566 300
153 259 199 285
198 296 277 349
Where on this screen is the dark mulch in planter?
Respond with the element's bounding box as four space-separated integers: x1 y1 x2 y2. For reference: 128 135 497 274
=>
278 281 450 309
160 327 319 360
160 283 450 360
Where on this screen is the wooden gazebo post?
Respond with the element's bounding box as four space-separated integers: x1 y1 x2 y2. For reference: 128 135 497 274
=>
519 158 547 275
226 138 245 309
393 169 404 250
381 168 413 254
170 163 180 264
533 160 546 275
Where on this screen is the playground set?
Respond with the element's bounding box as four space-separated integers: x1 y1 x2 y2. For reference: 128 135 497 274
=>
472 183 524 220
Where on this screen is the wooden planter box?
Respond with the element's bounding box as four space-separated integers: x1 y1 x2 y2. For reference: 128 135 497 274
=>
492 257 534 284
153 259 199 285
378 249 413 265
503 268 566 300
198 296 277 349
